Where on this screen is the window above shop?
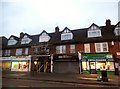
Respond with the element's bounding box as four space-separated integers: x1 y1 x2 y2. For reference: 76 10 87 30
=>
25 48 28 55
56 45 66 54
21 35 32 44
114 22 120 36
5 49 10 56
61 27 73 40
84 44 90 53
0 49 2 57
70 45 75 53
16 49 22 56
95 42 109 53
8 37 17 45
88 24 102 38
39 31 51 42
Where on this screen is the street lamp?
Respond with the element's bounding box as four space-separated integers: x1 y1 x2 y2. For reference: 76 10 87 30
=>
34 61 37 65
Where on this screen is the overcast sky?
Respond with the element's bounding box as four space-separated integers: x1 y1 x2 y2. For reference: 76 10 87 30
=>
0 0 120 38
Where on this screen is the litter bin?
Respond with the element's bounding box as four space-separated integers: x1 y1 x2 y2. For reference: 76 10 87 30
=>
101 70 108 82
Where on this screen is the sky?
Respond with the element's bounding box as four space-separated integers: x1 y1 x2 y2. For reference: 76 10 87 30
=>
0 0 120 38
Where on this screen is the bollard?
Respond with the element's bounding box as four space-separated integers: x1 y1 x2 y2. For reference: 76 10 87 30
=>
101 70 108 82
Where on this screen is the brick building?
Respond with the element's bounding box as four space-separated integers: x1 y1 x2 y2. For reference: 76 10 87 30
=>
1 20 120 75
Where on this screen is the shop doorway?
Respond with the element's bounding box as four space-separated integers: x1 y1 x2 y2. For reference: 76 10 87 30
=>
89 62 96 74
34 61 50 73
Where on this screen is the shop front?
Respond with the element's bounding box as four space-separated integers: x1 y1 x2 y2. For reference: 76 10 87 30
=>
81 54 115 75
53 54 79 73
1 57 11 71
116 52 120 75
11 55 31 72
31 55 52 73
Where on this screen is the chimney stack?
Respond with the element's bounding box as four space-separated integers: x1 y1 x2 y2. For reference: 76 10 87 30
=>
20 32 24 38
105 19 111 26
55 26 59 33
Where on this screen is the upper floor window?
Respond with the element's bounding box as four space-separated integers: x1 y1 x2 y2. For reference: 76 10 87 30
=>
84 44 90 53
16 49 22 56
95 42 108 53
70 45 75 53
0 49 2 56
8 37 17 45
114 22 120 36
88 24 102 38
61 27 73 40
5 49 10 56
25 48 28 55
33 47 39 53
39 31 50 42
56 45 66 54
21 35 32 44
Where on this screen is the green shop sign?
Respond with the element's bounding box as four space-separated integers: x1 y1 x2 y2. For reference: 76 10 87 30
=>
81 54 114 61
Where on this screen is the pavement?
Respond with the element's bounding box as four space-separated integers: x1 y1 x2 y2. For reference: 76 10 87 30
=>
2 71 120 87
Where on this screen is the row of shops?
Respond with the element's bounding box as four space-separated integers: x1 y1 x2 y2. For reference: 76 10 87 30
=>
1 53 120 75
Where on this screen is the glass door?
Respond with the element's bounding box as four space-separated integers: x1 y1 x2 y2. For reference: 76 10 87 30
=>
89 62 96 74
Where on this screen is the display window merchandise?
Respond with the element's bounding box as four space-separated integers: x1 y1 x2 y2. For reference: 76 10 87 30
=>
11 56 31 72
11 61 28 71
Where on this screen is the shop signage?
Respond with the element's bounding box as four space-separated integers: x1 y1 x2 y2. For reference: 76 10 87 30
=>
54 54 78 62
1 57 11 60
58 55 72 59
82 54 114 61
11 55 31 61
55 59 77 62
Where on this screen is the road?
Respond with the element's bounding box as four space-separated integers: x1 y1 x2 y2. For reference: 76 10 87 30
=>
2 78 119 89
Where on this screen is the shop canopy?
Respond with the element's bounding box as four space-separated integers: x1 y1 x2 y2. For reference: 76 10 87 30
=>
81 54 114 61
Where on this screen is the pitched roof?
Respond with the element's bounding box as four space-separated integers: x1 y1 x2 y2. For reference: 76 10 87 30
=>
3 21 120 48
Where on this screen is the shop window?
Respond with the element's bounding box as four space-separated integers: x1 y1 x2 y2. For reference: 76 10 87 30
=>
16 49 22 56
96 62 114 71
82 61 114 71
70 45 75 53
95 42 108 52
2 61 11 70
11 62 28 71
5 49 10 56
56 45 66 54
82 62 89 70
84 44 90 53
